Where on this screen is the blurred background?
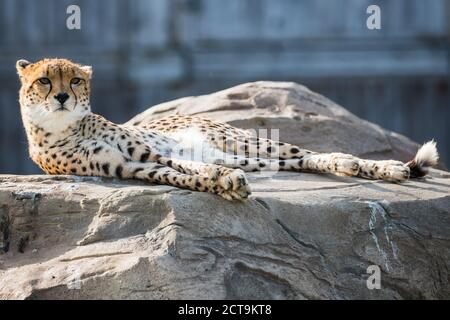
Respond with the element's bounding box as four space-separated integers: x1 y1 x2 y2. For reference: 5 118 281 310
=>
0 0 449 173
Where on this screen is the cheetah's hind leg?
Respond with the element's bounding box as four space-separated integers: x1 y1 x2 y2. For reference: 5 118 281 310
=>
358 140 439 182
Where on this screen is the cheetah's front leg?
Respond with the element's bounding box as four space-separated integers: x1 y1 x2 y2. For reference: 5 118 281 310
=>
153 157 251 200
125 162 251 201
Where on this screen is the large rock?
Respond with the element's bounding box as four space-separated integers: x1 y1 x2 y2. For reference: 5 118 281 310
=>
1 82 449 299
0 171 449 300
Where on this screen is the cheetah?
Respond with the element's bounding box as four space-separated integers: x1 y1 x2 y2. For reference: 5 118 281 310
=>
16 58 439 201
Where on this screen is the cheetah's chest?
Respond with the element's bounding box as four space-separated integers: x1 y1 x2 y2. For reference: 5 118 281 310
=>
29 137 80 175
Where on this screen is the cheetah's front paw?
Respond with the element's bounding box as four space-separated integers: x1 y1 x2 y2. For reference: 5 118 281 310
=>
217 169 251 201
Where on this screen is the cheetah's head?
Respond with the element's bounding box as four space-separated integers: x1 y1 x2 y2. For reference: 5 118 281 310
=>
16 58 92 133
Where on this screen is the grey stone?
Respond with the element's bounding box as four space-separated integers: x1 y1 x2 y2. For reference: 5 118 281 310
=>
0 171 449 299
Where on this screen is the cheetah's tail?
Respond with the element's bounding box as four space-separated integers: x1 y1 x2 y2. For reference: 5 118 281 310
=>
406 140 439 178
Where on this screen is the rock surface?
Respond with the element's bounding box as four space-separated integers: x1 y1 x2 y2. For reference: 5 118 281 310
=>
1 81 449 299
0 171 449 300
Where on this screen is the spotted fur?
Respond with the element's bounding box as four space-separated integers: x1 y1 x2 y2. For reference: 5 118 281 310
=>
17 58 439 201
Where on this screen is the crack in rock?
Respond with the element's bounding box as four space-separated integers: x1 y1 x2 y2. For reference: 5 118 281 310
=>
366 200 399 272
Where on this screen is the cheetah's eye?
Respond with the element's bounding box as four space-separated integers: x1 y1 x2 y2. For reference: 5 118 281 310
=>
38 77 51 85
71 78 82 85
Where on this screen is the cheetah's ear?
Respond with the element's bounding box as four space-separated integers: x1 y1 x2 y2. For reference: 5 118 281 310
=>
80 65 92 79
16 59 32 76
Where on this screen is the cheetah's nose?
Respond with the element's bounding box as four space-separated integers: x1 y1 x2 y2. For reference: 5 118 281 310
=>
54 92 69 105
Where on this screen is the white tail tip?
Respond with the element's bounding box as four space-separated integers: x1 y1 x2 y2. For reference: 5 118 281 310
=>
414 140 439 167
